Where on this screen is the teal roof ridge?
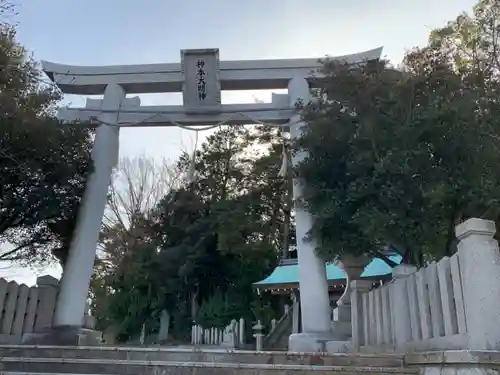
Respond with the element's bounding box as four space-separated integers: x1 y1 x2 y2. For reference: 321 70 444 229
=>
254 255 402 286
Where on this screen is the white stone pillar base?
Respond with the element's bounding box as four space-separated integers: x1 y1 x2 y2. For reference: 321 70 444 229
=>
289 332 329 353
289 332 350 353
22 326 102 346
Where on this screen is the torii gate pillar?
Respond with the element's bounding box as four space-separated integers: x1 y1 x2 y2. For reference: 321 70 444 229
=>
287 76 338 353
23 84 127 345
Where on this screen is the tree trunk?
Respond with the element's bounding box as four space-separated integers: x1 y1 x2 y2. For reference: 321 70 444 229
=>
190 290 199 321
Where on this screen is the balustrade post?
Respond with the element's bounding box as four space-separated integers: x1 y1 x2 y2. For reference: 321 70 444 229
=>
456 218 500 350
350 280 373 351
392 265 417 350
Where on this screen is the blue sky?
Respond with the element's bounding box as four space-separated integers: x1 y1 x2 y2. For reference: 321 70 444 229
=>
5 0 477 284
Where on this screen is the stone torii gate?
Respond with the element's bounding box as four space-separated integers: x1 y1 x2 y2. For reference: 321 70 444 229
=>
40 47 382 351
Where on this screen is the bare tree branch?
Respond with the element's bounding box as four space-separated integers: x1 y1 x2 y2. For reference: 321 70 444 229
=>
0 0 17 27
98 155 181 264
105 156 180 226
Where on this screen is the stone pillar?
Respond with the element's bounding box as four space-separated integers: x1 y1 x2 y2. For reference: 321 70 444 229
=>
291 292 300 334
31 84 125 345
287 76 332 353
82 302 96 329
1 281 19 335
337 255 370 306
253 320 264 351
350 279 373 351
239 318 245 345
157 309 170 344
333 255 371 338
392 264 417 350
456 218 500 350
33 276 59 332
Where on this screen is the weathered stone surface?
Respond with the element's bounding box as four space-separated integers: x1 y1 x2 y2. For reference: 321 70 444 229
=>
406 350 500 365
0 357 416 375
8 346 500 375
21 326 101 346
0 345 416 374
405 350 500 374
0 345 405 367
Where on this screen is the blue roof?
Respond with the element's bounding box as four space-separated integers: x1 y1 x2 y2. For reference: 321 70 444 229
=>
253 256 401 286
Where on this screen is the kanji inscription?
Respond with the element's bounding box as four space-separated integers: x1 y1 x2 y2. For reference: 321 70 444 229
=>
181 49 221 110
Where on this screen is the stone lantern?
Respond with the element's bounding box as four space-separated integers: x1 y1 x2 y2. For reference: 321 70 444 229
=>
332 254 371 339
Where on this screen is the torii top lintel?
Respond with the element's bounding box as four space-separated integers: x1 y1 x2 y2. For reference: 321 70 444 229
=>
41 47 383 96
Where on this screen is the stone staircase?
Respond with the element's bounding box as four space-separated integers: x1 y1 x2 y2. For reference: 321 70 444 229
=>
264 308 292 350
0 345 418 375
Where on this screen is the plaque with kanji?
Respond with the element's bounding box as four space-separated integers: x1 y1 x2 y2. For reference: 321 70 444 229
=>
181 49 221 111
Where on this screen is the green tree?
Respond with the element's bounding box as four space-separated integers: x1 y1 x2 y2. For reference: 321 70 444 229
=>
91 124 291 342
425 0 500 89
90 156 177 336
0 20 92 265
153 125 283 332
295 1 500 266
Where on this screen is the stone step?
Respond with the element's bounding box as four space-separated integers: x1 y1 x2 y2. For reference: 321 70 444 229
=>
0 346 405 368
0 358 418 375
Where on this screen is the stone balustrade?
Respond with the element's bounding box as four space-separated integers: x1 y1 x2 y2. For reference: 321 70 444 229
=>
351 218 500 353
0 275 94 344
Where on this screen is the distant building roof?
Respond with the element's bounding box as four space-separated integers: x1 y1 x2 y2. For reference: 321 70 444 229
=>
253 255 401 291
